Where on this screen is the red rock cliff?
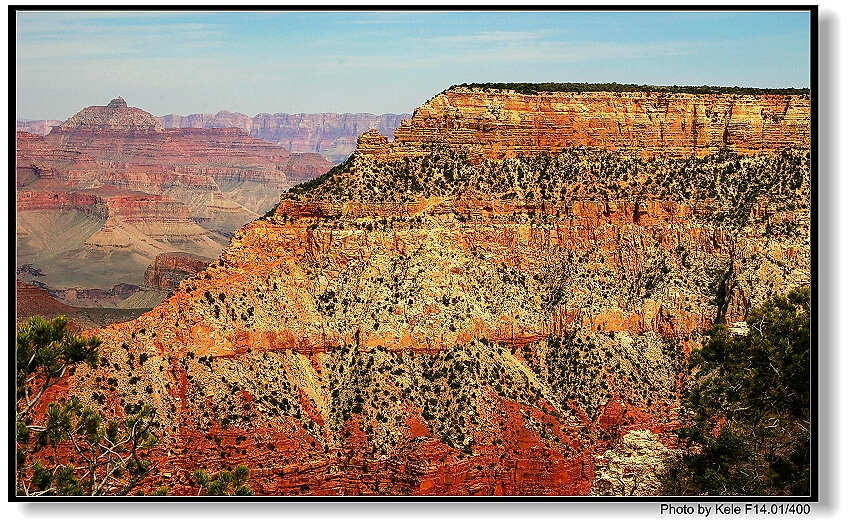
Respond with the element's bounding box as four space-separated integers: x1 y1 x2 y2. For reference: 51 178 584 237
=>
363 87 810 160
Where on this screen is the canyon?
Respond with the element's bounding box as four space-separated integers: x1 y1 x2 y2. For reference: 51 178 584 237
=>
16 97 332 309
20 110 411 165
50 85 810 496
158 111 409 163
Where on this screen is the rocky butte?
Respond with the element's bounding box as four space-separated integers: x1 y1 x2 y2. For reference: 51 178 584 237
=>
16 98 332 308
58 85 809 495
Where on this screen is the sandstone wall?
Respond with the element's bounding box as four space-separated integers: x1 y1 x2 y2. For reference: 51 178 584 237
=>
16 190 108 219
359 88 810 160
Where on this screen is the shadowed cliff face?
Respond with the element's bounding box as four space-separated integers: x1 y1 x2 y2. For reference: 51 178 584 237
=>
142 252 213 292
60 88 809 496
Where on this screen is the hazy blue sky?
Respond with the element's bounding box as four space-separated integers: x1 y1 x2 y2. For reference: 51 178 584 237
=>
16 10 811 119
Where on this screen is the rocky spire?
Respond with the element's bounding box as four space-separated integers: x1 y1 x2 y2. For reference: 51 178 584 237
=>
107 97 128 110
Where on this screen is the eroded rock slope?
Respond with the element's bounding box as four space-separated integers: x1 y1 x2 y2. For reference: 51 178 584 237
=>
65 86 810 496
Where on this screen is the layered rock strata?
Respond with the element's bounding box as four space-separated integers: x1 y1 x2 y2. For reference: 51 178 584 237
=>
143 252 212 292
16 99 332 309
15 280 145 328
51 87 810 496
359 87 810 160
59 96 163 131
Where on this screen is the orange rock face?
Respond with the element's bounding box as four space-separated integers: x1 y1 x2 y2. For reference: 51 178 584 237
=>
360 87 810 160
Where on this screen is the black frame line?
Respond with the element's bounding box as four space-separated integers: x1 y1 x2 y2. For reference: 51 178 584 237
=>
8 3 819 504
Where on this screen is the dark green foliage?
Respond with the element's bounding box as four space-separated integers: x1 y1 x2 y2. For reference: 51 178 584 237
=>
260 203 279 220
449 82 809 96
192 465 254 496
537 332 681 422
282 144 809 230
668 287 810 496
20 398 159 496
288 154 355 195
15 316 161 496
16 316 100 420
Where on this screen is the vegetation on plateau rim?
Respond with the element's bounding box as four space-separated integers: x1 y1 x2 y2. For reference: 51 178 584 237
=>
15 315 252 496
282 145 809 231
448 82 810 96
271 143 810 496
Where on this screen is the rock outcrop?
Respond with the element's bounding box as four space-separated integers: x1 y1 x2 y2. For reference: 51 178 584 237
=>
51 85 810 496
15 279 76 321
590 429 678 496
142 252 212 292
59 97 164 131
360 87 810 160
49 283 140 308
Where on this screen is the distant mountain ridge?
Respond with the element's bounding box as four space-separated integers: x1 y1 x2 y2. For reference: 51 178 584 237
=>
19 110 410 164
16 97 332 311
158 111 410 163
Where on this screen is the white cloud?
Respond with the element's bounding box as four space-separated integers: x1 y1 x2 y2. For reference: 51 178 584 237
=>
16 13 226 60
428 30 548 45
